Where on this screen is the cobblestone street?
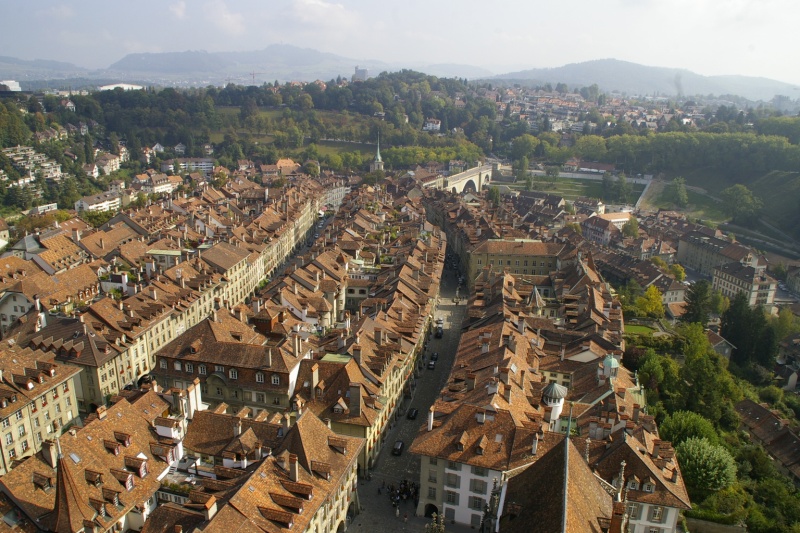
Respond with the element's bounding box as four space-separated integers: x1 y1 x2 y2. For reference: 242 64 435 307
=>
350 266 475 532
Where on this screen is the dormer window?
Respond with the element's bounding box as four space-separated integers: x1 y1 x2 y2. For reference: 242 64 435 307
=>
272 375 280 385
628 480 639 490
229 369 238 380
256 372 264 383
199 365 207 375
643 483 653 492
125 476 134 491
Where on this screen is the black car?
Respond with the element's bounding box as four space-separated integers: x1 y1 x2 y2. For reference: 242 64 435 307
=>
427 360 436 370
392 440 405 455
407 408 419 420
430 352 439 361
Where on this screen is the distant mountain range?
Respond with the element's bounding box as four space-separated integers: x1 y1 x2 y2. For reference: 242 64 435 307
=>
492 59 799 102
0 47 796 102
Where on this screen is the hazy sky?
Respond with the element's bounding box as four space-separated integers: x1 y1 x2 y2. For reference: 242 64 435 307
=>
2 0 799 84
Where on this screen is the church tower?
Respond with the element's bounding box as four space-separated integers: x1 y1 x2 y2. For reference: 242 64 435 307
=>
370 134 384 173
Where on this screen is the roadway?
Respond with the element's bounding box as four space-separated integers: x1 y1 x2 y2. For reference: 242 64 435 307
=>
350 262 473 532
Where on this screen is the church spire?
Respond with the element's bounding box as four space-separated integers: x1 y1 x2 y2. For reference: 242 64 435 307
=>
374 133 382 163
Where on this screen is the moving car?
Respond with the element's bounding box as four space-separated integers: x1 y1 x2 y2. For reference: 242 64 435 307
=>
392 440 405 455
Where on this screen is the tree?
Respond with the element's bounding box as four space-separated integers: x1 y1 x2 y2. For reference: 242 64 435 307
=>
512 156 529 182
683 280 711 325
669 263 686 282
487 186 500 207
709 289 729 316
651 256 668 270
721 184 763 224
544 165 560 183
636 285 664 318
425 513 446 533
622 217 639 238
660 411 719 446
672 177 689 207
676 437 737 502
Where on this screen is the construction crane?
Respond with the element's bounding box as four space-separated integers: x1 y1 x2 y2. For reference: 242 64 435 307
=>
249 71 264 85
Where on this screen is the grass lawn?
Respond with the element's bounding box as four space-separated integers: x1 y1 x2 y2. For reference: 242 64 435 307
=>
509 177 645 202
625 324 655 335
315 140 374 158
652 186 727 224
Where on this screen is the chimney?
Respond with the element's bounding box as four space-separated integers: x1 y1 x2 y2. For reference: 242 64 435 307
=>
282 413 291 431
481 341 489 354
252 299 261 314
99 238 104 250
531 433 539 455
311 363 319 390
517 313 526 334
212 310 218 322
266 348 273 367
427 407 434 432
499 367 509 385
476 409 486 424
349 382 362 417
72 229 81 242
254 442 263 460
233 419 242 437
43 440 58 468
289 453 299 482
172 389 185 416
375 328 383 346
609 501 626 533
466 373 476 391
653 439 662 458
237 307 247 323
323 418 331 429
337 333 345 349
352 345 361 365
632 403 640 423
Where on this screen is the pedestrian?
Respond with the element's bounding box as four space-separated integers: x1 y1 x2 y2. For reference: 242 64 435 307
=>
396 507 400 518
404 513 408 523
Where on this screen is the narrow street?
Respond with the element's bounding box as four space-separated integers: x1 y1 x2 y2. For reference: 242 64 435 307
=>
351 262 474 532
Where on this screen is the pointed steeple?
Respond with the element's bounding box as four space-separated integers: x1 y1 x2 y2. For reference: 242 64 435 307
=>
45 437 98 533
374 133 382 163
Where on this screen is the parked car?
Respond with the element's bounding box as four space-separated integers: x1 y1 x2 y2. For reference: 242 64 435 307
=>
392 440 405 455
427 360 436 370
430 352 439 361
435 326 443 338
407 408 419 420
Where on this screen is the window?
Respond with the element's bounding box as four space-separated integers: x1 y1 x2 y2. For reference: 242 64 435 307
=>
14 411 22 421
651 506 663 523
471 466 487 477
21 440 28 452
626 502 640 520
427 487 436 499
229 369 238 380
470 479 487 494
648 529 662 533
469 496 485 511
429 458 438 466
199 365 207 375
445 491 459 505
4 434 12 445
215 387 222 396
215 365 224 373
8 448 15 459
34 418 40 428
256 393 266 403
256 372 264 383
447 461 461 471
471 514 482 528
444 508 455 521
160 360 167 369
428 470 437 483
272 375 280 385
185 363 193 373
643 483 653 492
17 426 25 437
445 473 460 488
272 397 281 405
1 419 8 429
173 361 182 371
628 480 639 490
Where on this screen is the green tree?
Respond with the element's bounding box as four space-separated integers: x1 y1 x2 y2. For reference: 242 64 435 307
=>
512 156 529 182
487 186 500 207
622 217 639 238
660 411 719 446
683 280 711 325
636 285 664 318
510 134 540 160
672 177 689 207
544 165 560 183
709 289 729 316
651 256 668 270
669 263 686 282
676 437 737 502
721 184 763 224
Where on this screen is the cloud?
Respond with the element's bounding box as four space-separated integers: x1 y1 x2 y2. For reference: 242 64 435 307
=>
169 1 187 19
290 0 354 29
204 1 245 35
36 5 74 19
